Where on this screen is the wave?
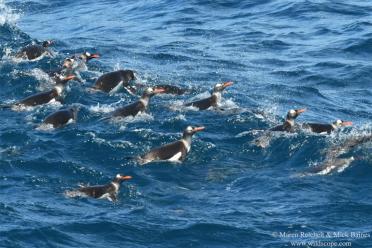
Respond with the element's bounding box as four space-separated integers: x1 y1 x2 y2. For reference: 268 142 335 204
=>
0 0 20 26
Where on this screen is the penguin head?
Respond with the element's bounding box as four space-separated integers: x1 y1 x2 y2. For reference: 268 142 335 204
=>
63 58 75 68
333 120 353 127
80 51 100 61
212 81 233 93
42 40 53 47
143 87 165 97
112 174 132 183
184 125 205 136
286 108 306 120
121 70 136 82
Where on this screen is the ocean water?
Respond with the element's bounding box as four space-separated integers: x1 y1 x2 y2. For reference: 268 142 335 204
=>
0 0 371 247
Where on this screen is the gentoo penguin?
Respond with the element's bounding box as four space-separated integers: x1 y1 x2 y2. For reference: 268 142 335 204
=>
302 120 352 134
302 134 372 176
64 52 100 72
154 84 188 95
254 108 306 148
1 75 75 109
110 87 165 118
42 107 78 128
65 174 132 202
137 126 205 165
93 70 136 94
15 40 53 60
270 108 307 132
185 81 233 110
48 52 100 81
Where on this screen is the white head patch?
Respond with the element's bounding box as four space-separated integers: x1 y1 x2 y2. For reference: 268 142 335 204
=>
55 85 63 94
145 87 154 94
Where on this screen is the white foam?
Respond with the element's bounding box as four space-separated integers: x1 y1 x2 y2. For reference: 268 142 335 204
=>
89 103 116 113
0 0 20 26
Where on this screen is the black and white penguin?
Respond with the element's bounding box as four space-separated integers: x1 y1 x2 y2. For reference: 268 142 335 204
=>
15 40 53 60
302 120 352 134
1 75 75 109
92 70 136 94
42 107 78 128
48 52 100 81
185 81 233 110
110 87 165 118
137 126 205 165
65 174 132 202
302 134 372 176
270 108 307 132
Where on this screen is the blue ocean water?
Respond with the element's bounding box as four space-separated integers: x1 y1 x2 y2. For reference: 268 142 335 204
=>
0 0 371 247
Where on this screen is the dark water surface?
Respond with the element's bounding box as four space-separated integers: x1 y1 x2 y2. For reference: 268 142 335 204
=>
0 0 371 247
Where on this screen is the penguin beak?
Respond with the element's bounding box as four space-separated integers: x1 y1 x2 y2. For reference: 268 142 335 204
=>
89 54 100 59
341 121 353 126
193 126 205 132
295 108 307 114
64 75 76 81
223 81 234 88
153 88 166 94
120 175 132 180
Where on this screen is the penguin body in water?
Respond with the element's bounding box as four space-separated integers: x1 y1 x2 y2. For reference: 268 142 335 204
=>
110 87 165 119
137 126 205 165
93 70 136 94
15 40 53 60
42 107 78 128
65 174 132 202
185 82 233 110
1 75 75 109
302 120 352 134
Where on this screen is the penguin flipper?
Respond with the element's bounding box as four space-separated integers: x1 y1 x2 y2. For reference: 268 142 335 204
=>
108 193 117 202
124 86 137 96
109 81 124 95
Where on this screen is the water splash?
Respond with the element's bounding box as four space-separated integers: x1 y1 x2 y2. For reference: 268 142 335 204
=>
0 0 20 26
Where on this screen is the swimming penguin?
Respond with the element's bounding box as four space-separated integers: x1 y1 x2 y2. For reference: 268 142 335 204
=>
137 126 205 165
185 81 233 110
15 40 53 60
42 107 78 128
301 134 372 176
254 108 306 148
1 75 75 109
92 70 136 94
110 87 165 118
153 84 188 95
65 174 132 202
64 52 100 73
302 120 352 134
270 108 307 132
49 52 100 82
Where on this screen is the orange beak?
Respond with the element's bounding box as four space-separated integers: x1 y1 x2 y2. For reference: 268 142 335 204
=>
223 81 234 88
120 175 132 180
341 121 353 126
193 126 205 132
64 75 76 81
89 54 100 59
154 88 166 94
296 108 307 114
